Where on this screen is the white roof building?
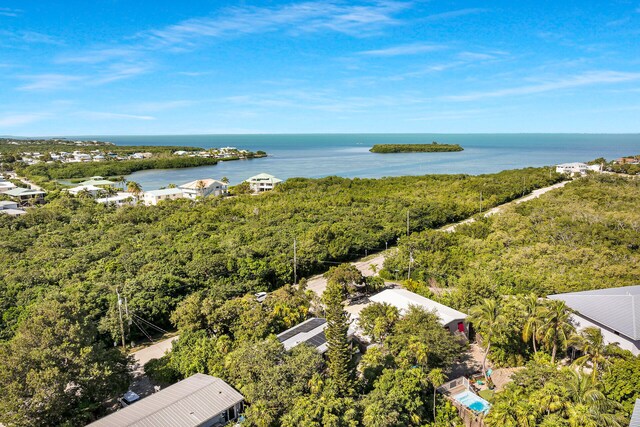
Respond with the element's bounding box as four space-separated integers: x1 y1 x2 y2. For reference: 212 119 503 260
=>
179 178 228 199
369 288 468 335
142 188 184 206
96 192 137 206
0 180 17 193
68 184 103 197
556 162 589 176
245 173 282 193
549 285 640 355
87 374 244 427
630 399 640 427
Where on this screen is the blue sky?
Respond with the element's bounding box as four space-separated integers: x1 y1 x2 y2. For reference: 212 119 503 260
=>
1 0 639 135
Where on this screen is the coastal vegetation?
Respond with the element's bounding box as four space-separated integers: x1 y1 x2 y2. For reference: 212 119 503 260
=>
4 169 640 425
369 142 463 153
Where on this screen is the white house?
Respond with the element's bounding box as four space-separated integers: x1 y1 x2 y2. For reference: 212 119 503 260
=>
179 178 228 199
4 187 46 206
142 188 184 206
246 173 282 193
369 288 469 336
68 184 103 197
87 374 244 427
548 285 640 356
0 180 17 193
556 162 589 176
96 192 137 206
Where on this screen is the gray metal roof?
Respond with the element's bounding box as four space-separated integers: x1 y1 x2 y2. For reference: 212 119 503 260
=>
277 318 328 353
631 399 640 427
87 374 244 427
548 285 640 340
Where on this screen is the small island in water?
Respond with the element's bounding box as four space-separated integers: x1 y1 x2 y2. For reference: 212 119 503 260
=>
369 141 464 153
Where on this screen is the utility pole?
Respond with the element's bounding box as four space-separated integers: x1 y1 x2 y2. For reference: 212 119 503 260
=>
293 238 297 285
406 210 410 236
407 249 413 280
124 296 131 326
116 288 125 350
479 191 483 214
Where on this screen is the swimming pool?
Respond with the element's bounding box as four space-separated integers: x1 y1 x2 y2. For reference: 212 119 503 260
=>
453 390 491 414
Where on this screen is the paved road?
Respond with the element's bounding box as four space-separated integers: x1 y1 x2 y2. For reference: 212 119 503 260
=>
306 251 393 297
307 180 570 297
441 180 570 232
7 171 43 190
132 335 179 371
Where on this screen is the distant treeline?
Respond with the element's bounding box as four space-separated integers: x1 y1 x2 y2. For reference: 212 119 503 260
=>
370 142 464 153
0 142 204 155
19 157 219 184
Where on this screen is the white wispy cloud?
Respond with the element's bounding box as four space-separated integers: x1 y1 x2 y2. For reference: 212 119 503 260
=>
18 74 84 91
0 7 22 17
0 113 47 127
444 71 640 101
142 1 410 46
359 43 446 57
56 47 141 64
0 30 64 45
91 64 150 84
79 112 156 121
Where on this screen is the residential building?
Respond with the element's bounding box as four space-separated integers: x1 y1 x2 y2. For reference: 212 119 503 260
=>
4 187 46 206
631 399 640 427
245 173 282 193
0 180 17 193
179 178 228 199
142 188 184 206
96 192 137 206
0 200 26 216
556 162 589 176
68 184 103 197
77 176 116 187
548 285 640 356
277 317 356 354
369 288 469 336
87 374 244 427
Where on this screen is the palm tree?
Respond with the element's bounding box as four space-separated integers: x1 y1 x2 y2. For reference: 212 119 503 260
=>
539 300 574 363
563 369 623 427
221 176 230 184
568 327 617 383
469 298 504 381
116 176 127 190
427 368 445 422
126 181 143 199
522 294 544 354
196 180 206 198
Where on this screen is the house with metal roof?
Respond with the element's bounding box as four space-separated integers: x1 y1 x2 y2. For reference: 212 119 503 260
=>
277 317 356 354
555 162 589 176
369 288 469 336
245 173 282 193
4 187 46 205
630 399 640 427
142 188 184 206
179 178 228 199
87 374 244 427
548 285 640 356
77 178 116 187
0 179 17 193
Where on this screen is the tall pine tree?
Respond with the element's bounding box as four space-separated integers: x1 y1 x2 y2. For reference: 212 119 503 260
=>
322 280 354 397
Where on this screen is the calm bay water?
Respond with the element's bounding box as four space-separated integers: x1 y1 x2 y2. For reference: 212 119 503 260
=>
72 134 640 189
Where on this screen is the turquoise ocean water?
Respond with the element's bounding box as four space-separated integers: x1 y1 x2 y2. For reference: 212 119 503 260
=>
72 134 640 189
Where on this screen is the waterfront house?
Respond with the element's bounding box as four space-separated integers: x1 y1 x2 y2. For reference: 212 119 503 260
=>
246 173 282 193
179 178 228 199
277 317 356 354
77 176 116 187
142 188 184 206
96 192 137 206
4 187 46 206
369 288 469 336
68 184 103 197
87 374 244 427
556 162 589 176
549 286 640 356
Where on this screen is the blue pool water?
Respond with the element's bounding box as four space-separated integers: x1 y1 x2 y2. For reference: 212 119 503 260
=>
454 390 491 414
